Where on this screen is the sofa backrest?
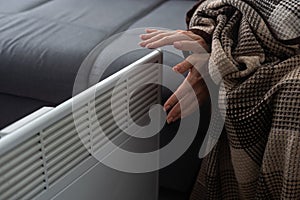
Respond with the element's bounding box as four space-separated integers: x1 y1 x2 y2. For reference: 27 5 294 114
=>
0 0 165 104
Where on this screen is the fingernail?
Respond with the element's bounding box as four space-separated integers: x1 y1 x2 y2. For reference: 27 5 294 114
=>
173 66 179 72
139 42 145 47
146 43 152 48
164 105 171 111
167 117 173 124
173 66 183 74
173 42 182 49
140 34 146 39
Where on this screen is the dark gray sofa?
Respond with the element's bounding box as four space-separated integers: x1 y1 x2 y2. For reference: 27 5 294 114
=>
0 1 206 199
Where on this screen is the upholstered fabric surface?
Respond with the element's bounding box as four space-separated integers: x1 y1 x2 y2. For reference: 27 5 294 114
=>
0 0 165 104
0 93 51 129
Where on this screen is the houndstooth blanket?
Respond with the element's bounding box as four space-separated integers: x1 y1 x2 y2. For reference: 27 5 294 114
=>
186 0 300 199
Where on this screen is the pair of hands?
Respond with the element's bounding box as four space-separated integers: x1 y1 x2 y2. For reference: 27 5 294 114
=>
139 29 210 124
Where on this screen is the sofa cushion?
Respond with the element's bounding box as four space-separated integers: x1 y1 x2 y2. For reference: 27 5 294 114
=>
24 0 165 34
0 0 49 13
0 0 165 104
0 15 107 104
0 93 51 129
130 0 196 30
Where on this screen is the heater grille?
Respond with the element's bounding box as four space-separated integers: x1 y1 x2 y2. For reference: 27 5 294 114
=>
0 50 162 200
0 135 45 200
42 106 91 186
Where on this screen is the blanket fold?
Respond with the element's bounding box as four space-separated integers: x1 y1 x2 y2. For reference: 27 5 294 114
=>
187 0 300 199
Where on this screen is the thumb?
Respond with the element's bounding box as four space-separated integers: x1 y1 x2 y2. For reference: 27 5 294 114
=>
173 60 193 74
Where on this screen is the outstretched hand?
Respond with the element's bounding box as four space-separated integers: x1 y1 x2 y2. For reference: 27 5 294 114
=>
139 29 209 52
139 29 210 123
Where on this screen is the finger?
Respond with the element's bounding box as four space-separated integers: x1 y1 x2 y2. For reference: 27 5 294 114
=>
164 93 179 112
173 40 208 53
145 33 194 49
178 54 210 76
180 80 209 119
185 69 210 107
173 53 209 74
140 30 168 41
139 32 176 47
178 53 202 66
146 28 158 33
167 92 195 122
168 88 200 122
164 79 193 111
173 60 193 74
166 102 181 124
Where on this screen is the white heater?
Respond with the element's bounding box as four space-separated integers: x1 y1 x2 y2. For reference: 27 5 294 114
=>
0 50 162 200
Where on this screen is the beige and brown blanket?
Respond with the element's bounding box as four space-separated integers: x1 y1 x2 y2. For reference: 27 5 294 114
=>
187 0 300 199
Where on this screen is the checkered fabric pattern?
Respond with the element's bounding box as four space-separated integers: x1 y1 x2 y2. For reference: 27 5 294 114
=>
186 0 300 199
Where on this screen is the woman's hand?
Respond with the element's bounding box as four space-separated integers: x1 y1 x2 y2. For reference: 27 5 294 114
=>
139 28 209 52
164 53 210 123
139 29 210 123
